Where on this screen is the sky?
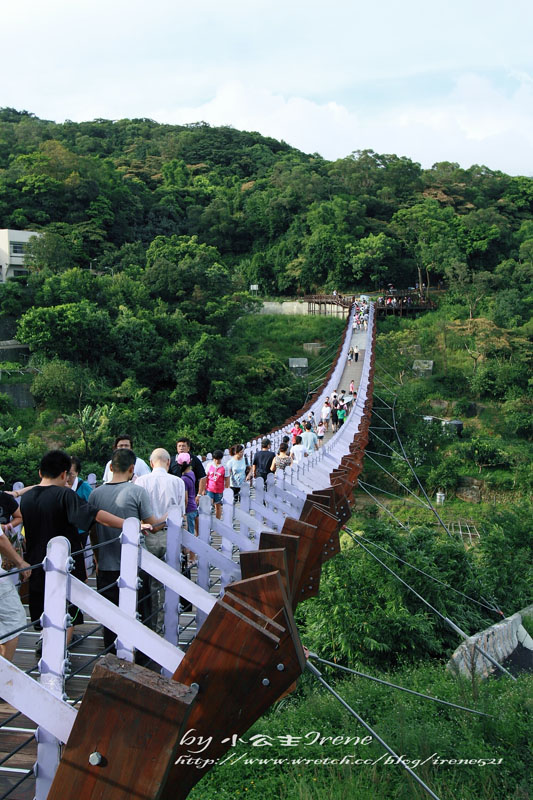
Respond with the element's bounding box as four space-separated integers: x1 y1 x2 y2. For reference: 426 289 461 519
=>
3 0 533 175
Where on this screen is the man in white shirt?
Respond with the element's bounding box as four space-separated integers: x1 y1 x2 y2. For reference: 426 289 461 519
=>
102 434 150 483
135 448 186 631
291 435 308 465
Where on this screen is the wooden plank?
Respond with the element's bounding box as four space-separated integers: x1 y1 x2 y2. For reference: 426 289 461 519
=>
163 573 304 799
296 502 341 600
259 532 300 599
279 517 321 605
48 655 197 800
240 548 291 597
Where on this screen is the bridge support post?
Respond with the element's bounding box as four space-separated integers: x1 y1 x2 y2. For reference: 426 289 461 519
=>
36 537 70 800
47 655 197 800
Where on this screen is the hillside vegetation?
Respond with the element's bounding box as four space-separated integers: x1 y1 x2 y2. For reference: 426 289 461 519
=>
0 110 531 800
0 109 531 475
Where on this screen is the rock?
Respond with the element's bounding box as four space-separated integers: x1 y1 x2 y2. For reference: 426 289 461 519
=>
303 342 325 354
429 399 448 411
456 486 481 502
447 612 533 679
456 476 482 503
412 359 433 377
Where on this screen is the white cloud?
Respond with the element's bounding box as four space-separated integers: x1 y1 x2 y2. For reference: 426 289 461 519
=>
2 1 533 174
153 73 533 174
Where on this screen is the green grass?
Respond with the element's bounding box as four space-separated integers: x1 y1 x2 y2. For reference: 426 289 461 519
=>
188 665 533 800
231 314 346 365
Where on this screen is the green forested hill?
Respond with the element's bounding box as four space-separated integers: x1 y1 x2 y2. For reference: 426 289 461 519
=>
0 108 531 483
1 107 532 294
0 112 531 800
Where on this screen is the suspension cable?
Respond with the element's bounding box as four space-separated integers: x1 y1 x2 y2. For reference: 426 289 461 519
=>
365 453 431 509
344 527 501 616
358 481 431 509
305 661 442 800
356 483 409 530
308 654 493 717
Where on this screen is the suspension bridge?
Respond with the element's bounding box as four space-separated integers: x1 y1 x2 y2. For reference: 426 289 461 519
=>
0 300 510 800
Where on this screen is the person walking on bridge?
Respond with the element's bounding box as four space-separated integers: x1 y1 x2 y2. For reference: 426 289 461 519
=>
88 449 164 651
135 448 186 631
21 450 125 651
252 439 275 485
301 423 318 453
169 438 206 499
321 400 331 432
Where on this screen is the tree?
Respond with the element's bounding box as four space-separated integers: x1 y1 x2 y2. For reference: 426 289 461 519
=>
24 230 77 273
17 300 113 362
392 199 463 296
444 262 493 319
299 226 340 291
344 232 395 286
144 235 226 303
66 404 114 456
31 360 102 412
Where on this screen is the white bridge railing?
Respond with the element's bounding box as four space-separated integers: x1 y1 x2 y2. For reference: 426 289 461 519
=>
0 303 375 799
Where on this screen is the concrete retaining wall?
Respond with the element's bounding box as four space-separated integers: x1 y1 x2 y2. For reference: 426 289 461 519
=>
447 604 533 679
259 301 348 316
260 301 309 315
0 382 35 409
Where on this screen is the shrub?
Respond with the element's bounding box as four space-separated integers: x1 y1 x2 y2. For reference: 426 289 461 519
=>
295 521 489 669
454 397 477 417
427 455 462 493
459 436 511 472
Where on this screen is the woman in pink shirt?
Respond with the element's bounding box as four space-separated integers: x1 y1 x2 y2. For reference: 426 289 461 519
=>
291 421 303 444
206 449 225 519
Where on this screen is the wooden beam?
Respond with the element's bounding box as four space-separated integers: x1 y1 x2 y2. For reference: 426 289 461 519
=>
48 655 197 800
240 547 291 597
161 572 305 799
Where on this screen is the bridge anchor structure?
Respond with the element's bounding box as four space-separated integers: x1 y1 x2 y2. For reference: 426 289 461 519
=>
0 302 377 799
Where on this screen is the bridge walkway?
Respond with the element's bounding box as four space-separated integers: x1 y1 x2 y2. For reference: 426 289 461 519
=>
0 303 376 799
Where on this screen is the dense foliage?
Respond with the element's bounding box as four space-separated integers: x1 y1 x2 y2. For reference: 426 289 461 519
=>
189 665 532 800
0 109 532 297
0 108 530 475
0 110 530 799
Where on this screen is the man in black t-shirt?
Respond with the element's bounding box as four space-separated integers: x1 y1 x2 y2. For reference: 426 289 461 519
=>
0 490 20 527
169 437 206 498
252 439 275 484
20 450 125 641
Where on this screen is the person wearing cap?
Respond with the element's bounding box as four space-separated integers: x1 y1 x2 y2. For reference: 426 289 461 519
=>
252 439 275 484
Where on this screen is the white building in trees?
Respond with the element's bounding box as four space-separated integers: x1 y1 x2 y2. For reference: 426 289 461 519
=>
0 229 40 282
